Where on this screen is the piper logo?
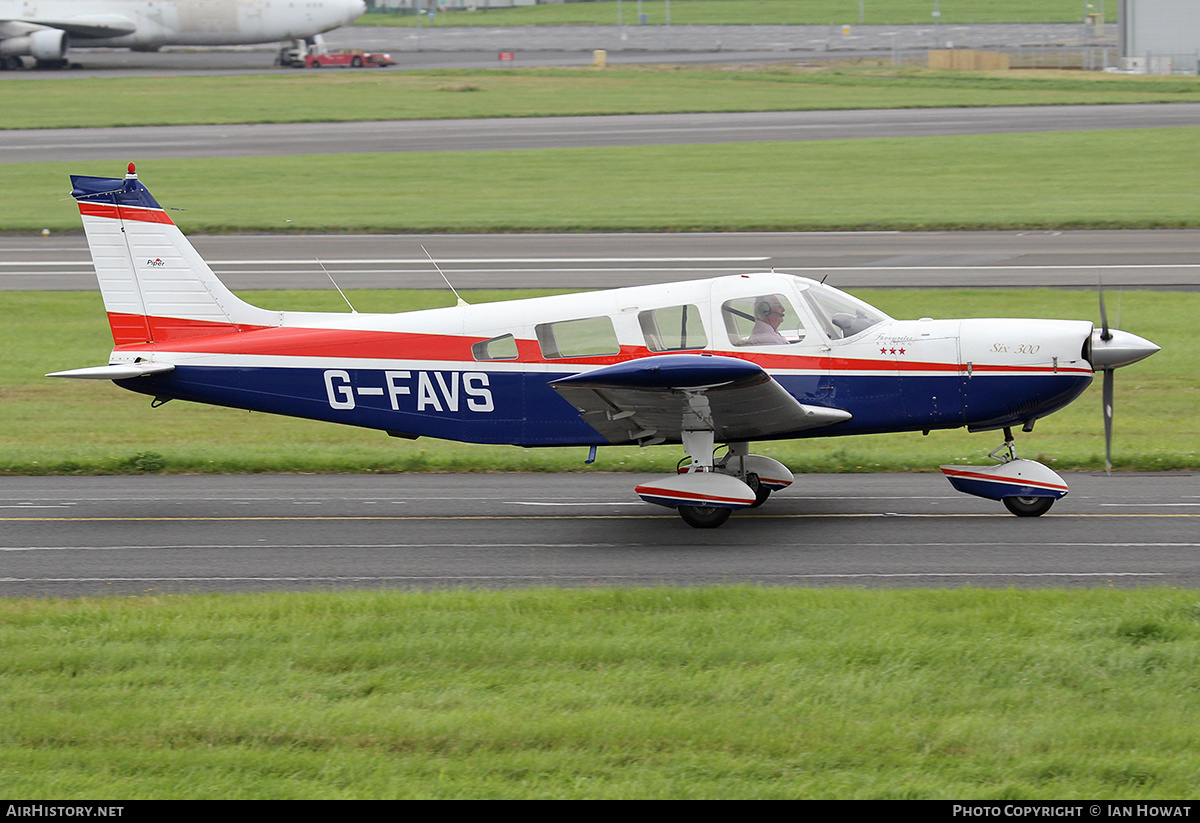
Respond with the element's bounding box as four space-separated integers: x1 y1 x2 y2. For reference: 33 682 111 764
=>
146 258 166 267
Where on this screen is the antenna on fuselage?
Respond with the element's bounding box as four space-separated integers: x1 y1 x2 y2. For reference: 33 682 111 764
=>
317 258 357 313
422 245 469 307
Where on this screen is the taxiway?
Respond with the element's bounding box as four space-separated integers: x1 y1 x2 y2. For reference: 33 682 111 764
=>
2 473 1197 597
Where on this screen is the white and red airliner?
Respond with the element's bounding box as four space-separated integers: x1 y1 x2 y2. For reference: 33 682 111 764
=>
50 165 1161 528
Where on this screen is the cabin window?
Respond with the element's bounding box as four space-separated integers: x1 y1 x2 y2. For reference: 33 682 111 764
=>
639 305 707 352
721 294 806 347
535 316 620 359
472 334 519 361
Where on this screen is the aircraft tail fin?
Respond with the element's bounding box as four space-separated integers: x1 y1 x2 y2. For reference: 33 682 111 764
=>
71 164 280 346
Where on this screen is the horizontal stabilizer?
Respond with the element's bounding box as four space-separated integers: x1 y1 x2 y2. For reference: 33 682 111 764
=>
46 363 175 380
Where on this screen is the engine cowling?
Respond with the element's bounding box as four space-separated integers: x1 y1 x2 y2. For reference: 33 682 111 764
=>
30 29 69 61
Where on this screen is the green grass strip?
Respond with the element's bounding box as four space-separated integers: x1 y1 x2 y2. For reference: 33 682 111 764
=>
5 66 1199 130
5 288 1195 475
14 128 1200 233
4 587 1200 798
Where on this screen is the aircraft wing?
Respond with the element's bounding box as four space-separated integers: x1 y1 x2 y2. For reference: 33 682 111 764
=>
549 354 850 444
1 15 137 38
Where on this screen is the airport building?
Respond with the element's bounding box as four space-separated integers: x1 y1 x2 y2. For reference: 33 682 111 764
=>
1119 0 1200 74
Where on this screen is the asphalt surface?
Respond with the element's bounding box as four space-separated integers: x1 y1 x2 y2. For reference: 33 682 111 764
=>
7 229 1200 291
9 103 1200 163
3 472 1197 597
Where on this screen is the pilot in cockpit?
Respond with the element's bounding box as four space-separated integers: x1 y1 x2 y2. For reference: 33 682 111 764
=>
747 296 789 345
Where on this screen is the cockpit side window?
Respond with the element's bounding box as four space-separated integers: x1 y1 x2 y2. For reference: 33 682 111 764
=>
639 304 708 352
721 294 806 347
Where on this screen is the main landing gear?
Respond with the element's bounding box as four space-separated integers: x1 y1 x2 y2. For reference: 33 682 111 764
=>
634 433 795 529
939 428 1069 517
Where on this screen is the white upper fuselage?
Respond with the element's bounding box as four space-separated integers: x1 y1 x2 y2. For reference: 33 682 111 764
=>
0 0 365 49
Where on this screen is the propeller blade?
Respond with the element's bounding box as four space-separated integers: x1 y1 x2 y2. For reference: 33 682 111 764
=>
1103 368 1114 474
1098 277 1112 341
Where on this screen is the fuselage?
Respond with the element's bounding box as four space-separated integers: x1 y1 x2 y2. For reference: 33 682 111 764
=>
108 273 1097 447
1 0 364 50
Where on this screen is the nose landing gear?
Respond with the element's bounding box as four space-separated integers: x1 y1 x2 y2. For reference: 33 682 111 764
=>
940 428 1069 517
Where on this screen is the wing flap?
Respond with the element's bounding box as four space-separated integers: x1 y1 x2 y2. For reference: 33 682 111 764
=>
550 354 850 444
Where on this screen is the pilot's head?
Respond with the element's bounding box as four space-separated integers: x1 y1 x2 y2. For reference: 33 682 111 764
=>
755 296 786 329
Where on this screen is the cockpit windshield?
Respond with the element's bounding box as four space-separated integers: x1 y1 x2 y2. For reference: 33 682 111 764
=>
799 281 889 341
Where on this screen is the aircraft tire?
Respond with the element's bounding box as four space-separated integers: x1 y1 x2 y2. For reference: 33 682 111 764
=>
1002 496 1054 517
745 473 771 508
678 506 732 529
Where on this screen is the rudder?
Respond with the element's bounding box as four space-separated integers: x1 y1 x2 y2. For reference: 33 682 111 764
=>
71 164 279 346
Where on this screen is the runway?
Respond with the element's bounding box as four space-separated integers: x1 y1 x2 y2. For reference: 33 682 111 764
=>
6 229 1200 291
2 472 1198 597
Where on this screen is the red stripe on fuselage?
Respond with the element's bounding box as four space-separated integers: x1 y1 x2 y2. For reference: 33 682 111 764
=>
79 202 175 225
113 316 639 363
110 314 1092 376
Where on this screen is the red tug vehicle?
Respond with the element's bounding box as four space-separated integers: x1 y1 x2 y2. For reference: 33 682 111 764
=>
278 40 395 69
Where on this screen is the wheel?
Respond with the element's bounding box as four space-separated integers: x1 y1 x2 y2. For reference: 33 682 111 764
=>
1003 496 1055 517
745 473 771 508
678 506 733 529
351 56 363 67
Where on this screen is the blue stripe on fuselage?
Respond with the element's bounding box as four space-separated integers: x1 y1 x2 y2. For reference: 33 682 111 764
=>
116 365 1093 446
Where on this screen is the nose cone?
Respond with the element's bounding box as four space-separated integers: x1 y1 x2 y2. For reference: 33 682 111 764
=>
1089 328 1161 371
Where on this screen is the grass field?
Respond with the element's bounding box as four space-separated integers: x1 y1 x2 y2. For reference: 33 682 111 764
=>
12 127 1200 234
4 587 1200 799
6 287 1193 476
6 66 1200 130
358 0 1116 27
4 40 1198 800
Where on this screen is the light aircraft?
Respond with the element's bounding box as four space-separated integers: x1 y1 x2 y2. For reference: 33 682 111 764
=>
0 0 364 69
50 165 1161 528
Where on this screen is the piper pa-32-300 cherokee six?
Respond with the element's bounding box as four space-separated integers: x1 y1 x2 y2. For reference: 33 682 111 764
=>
50 166 1161 528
